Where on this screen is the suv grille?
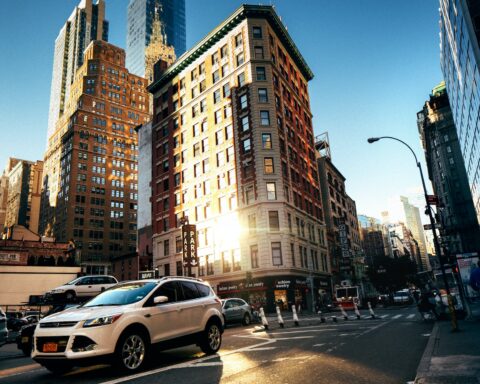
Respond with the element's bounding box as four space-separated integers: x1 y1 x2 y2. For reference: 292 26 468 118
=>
36 336 69 353
40 321 78 328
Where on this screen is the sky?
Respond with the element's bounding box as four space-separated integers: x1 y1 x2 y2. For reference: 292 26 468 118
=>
0 0 442 223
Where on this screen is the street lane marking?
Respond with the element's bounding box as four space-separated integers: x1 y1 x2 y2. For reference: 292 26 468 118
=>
0 363 43 378
355 318 392 338
101 335 277 384
313 343 325 347
392 314 402 319
273 336 315 340
407 314 415 319
191 362 223 367
380 315 389 318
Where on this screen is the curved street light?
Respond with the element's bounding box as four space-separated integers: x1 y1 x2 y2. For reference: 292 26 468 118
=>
367 136 458 330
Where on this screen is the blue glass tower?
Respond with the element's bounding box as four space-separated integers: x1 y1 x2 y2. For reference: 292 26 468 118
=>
126 0 186 77
440 0 480 222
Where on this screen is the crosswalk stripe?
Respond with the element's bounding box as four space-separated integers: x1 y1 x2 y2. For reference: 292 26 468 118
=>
392 314 402 319
407 314 415 319
380 314 389 318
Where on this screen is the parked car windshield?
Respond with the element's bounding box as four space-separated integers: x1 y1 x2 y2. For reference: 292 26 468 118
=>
83 282 157 307
65 277 82 285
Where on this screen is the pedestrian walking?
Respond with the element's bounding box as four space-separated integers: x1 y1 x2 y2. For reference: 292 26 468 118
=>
469 260 480 292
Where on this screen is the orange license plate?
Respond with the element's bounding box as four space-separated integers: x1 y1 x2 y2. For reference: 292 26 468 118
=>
43 343 58 352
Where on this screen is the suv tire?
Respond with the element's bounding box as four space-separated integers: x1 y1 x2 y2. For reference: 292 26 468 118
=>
242 313 251 326
200 320 222 355
115 329 148 372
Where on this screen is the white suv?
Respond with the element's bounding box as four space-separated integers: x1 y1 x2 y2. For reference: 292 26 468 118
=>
32 277 224 374
45 275 118 302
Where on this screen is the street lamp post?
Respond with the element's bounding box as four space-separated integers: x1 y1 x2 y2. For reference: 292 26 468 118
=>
367 136 458 331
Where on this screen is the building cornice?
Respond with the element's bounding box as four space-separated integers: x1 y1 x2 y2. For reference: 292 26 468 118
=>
148 4 313 93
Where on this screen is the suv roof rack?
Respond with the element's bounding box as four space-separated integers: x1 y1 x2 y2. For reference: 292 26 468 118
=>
159 276 204 283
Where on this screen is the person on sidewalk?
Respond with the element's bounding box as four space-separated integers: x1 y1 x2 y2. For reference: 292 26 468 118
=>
469 260 480 292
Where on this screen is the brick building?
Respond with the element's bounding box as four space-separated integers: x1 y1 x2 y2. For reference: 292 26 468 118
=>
148 5 330 312
40 40 150 275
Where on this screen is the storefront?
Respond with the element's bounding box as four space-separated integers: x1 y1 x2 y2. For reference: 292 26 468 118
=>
216 274 330 313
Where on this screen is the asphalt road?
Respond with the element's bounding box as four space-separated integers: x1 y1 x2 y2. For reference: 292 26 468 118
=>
0 305 432 384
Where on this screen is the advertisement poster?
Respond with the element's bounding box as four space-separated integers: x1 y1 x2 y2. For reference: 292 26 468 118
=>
456 252 479 299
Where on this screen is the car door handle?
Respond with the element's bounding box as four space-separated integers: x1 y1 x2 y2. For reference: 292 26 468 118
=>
144 314 151 318
88 286 92 288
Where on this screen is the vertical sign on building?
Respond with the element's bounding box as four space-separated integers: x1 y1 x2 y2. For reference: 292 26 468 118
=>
338 218 351 272
182 224 198 275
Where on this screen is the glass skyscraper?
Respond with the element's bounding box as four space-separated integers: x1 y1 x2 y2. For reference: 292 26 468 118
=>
439 0 480 222
126 0 186 77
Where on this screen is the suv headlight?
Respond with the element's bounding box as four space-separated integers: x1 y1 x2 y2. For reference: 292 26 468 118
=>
83 314 122 328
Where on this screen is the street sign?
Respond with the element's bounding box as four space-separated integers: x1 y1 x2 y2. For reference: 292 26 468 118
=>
427 195 439 205
423 223 441 230
182 224 198 269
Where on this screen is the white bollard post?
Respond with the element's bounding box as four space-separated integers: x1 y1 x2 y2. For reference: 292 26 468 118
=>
368 301 376 319
292 304 300 326
318 310 326 323
259 307 269 330
339 304 349 320
276 305 285 328
354 302 361 320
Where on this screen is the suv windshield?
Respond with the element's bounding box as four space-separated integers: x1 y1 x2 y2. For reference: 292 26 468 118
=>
83 282 157 307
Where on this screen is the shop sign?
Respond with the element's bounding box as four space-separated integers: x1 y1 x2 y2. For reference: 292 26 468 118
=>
244 281 264 289
295 279 308 287
275 279 291 289
218 284 238 293
318 279 330 287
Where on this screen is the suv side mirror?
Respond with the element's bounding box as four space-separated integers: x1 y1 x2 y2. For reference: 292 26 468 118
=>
154 296 169 305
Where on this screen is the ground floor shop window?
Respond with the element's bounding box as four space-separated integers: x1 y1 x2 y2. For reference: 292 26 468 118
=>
274 289 288 310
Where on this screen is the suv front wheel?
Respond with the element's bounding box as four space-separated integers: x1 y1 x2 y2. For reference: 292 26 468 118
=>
199 320 222 354
115 330 148 372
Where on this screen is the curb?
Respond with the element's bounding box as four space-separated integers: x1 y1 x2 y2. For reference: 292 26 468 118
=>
414 322 439 383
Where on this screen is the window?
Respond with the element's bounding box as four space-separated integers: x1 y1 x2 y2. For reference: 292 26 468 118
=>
264 157 274 174
238 72 246 87
163 239 170 257
215 109 222 124
233 249 241 271
250 245 259 268
242 138 251 153
223 250 232 273
236 52 244 66
240 94 248 109
241 116 250 131
221 44 229 58
256 67 266 81
258 88 268 102
223 83 231 98
253 26 262 38
260 110 270 125
212 70 220 83
269 211 280 231
235 33 243 47
213 89 221 104
262 133 272 149
266 182 277 200
272 242 283 266
254 46 264 59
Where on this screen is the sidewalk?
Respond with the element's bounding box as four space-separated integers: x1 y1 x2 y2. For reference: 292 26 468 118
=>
415 304 480 384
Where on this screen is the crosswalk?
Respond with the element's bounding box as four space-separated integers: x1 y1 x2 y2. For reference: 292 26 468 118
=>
265 311 421 324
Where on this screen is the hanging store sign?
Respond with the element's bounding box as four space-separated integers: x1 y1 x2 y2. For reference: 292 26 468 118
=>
182 224 198 268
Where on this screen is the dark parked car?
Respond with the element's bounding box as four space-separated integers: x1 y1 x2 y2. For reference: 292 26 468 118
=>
16 304 78 356
221 298 253 326
6 312 27 332
0 308 8 347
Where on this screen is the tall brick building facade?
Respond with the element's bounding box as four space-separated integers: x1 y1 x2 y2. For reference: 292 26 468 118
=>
148 5 330 312
40 41 150 275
